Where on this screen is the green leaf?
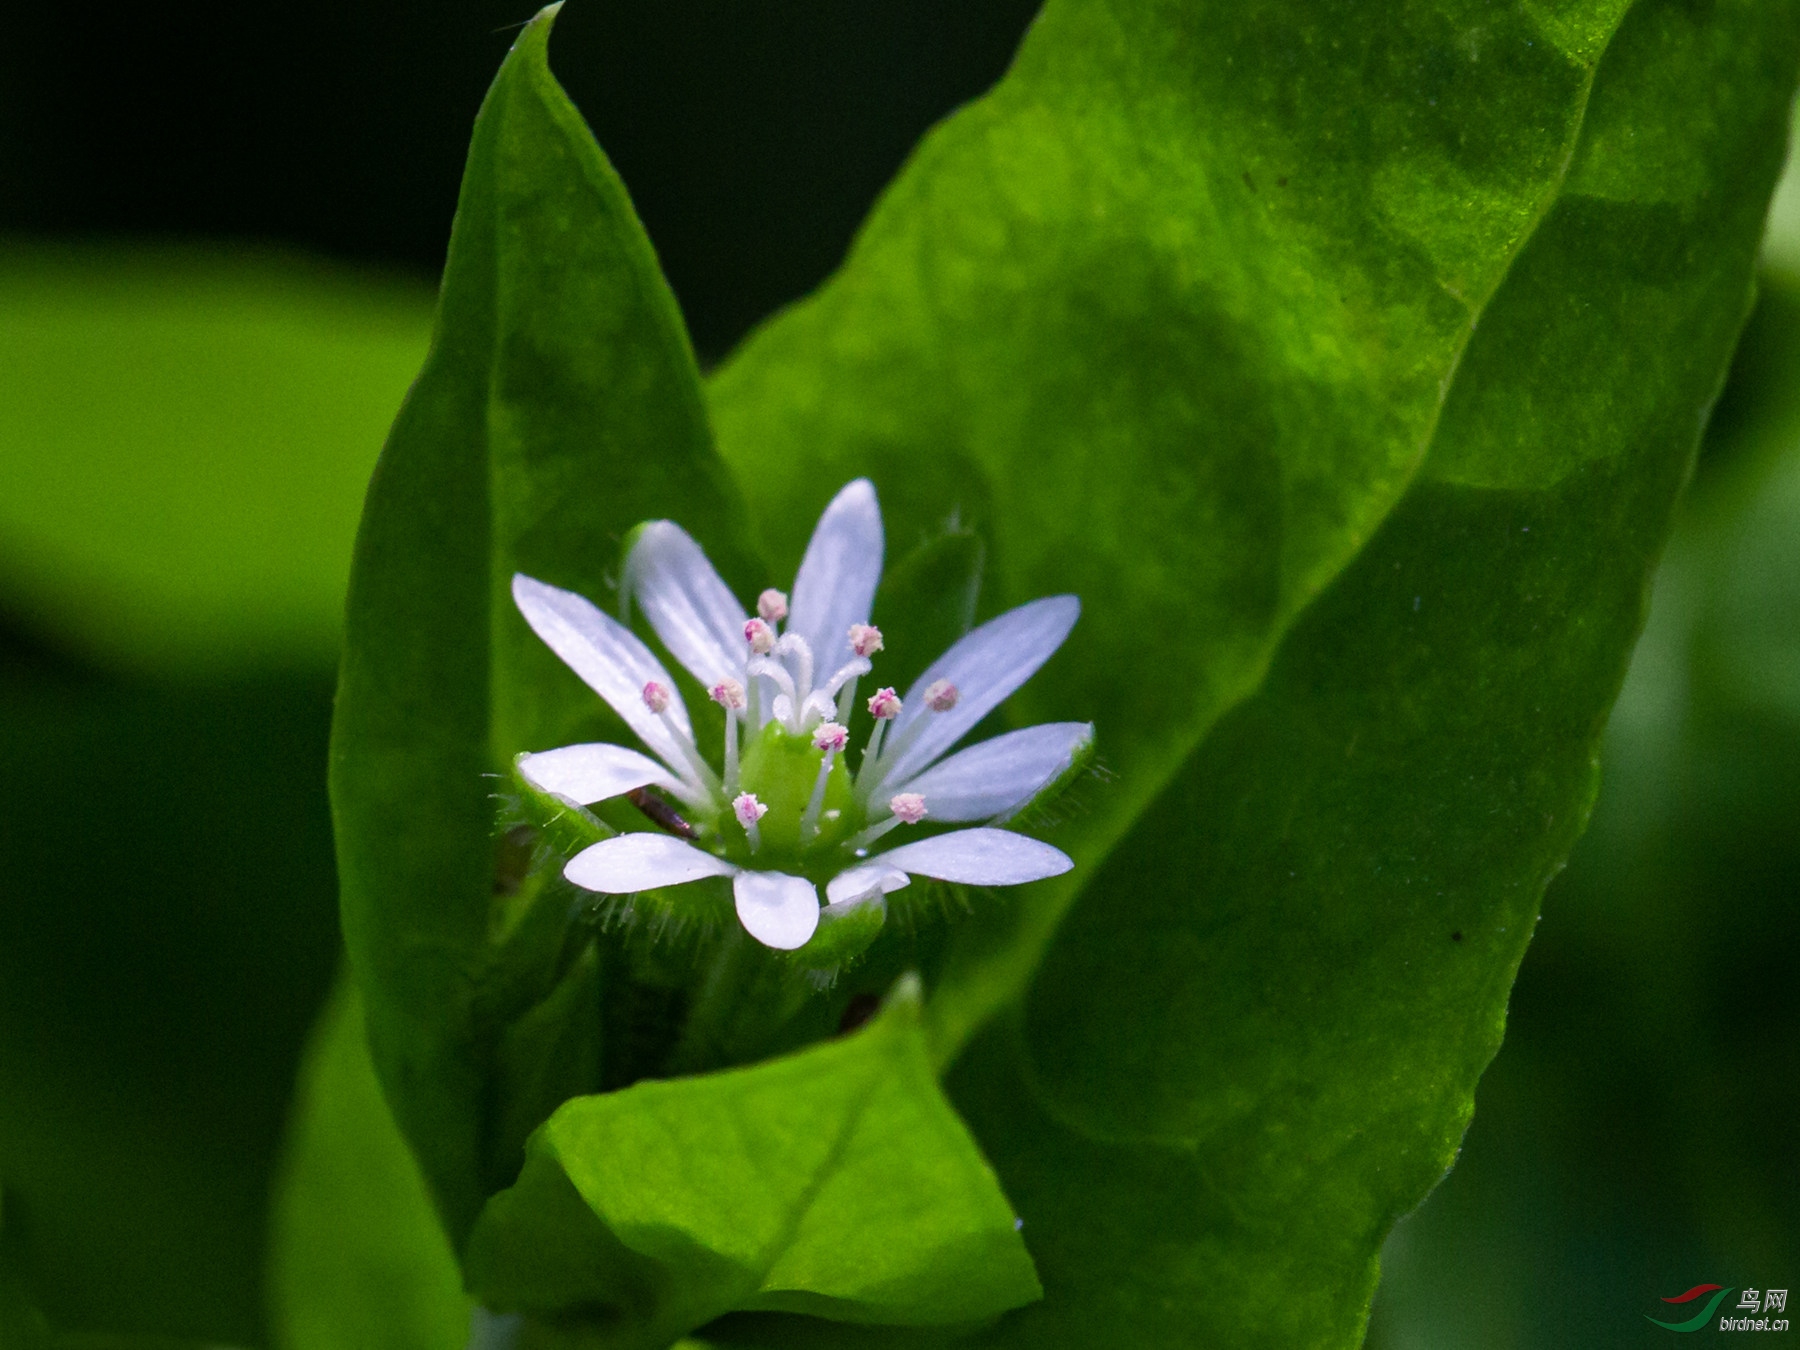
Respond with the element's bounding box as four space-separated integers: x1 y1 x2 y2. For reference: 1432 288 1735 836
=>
330 1 753 1240
1762 96 1800 275
1368 272 1800 1349
707 0 1668 1057
466 979 1039 1345
704 0 1800 1344
0 243 431 675
268 975 470 1350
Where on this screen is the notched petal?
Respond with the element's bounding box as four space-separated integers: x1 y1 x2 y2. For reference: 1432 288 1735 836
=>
517 743 678 805
565 833 735 893
897 722 1094 822
788 479 884 676
878 596 1081 790
873 827 1073 888
825 864 911 906
511 574 695 775
624 521 749 688
734 871 822 950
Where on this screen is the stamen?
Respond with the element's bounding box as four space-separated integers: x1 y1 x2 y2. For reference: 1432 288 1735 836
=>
867 687 902 720
744 618 775 656
855 687 900 788
641 694 719 799
924 679 960 712
846 793 927 850
711 679 745 794
860 683 954 802
638 679 721 799
758 589 788 624
889 792 928 824
848 623 884 658
733 792 768 853
800 722 849 839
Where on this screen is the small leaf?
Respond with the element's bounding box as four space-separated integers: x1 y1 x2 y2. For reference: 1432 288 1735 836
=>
466 979 1040 1342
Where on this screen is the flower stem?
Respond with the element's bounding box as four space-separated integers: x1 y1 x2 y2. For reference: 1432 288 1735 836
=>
669 928 810 1075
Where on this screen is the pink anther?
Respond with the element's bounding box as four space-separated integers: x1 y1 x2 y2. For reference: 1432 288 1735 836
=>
924 679 959 713
848 623 884 657
889 793 928 825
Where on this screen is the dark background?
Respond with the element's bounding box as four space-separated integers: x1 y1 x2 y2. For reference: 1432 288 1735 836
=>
0 0 1040 363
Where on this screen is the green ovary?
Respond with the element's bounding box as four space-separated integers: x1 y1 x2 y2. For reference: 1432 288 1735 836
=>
731 720 861 863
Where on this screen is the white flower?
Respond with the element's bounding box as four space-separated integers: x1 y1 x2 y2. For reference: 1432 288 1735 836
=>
511 479 1088 952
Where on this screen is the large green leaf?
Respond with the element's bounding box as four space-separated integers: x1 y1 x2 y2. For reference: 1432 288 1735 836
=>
702 0 1800 1345
1367 271 1800 1350
268 976 470 1350
0 243 430 675
330 2 752 1241
708 0 1653 1056
465 980 1038 1345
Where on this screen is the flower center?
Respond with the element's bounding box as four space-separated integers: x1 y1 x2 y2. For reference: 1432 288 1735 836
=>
645 614 954 879
725 719 859 863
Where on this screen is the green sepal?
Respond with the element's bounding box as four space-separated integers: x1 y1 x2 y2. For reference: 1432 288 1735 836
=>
993 722 1096 828
506 751 615 860
788 892 889 974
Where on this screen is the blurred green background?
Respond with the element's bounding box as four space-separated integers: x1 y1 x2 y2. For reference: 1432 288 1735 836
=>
0 4 1794 1345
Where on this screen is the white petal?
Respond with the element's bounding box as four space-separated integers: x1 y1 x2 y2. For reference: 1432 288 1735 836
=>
787 480 883 678
565 833 735 893
511 575 695 777
518 743 677 805
876 596 1081 790
873 827 1073 888
624 521 749 688
895 722 1094 822
825 864 911 907
733 871 821 950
